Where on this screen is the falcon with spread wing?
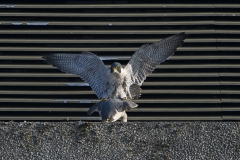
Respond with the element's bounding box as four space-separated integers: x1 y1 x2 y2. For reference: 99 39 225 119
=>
43 32 188 100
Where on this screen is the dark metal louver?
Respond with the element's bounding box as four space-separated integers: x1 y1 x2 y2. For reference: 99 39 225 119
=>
1 1 240 121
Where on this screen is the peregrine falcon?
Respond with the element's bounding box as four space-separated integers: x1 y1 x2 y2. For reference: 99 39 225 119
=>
43 32 188 100
87 98 138 122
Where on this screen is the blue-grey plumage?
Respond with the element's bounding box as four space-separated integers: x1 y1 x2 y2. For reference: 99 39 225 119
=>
87 98 138 122
43 32 188 100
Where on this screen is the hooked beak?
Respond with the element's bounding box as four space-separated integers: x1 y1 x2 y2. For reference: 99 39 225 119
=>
111 67 119 73
113 67 118 72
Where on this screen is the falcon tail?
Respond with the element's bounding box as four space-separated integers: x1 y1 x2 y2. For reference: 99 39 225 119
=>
129 84 142 99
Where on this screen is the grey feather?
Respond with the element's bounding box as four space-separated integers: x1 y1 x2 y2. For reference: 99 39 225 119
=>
43 52 109 98
42 32 188 101
129 84 142 99
87 101 102 115
124 32 188 98
87 99 138 122
122 100 138 110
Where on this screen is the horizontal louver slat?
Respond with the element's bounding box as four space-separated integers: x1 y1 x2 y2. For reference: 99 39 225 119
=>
0 2 239 121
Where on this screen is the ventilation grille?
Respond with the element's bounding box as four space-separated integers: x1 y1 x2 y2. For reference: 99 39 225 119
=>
1 1 240 121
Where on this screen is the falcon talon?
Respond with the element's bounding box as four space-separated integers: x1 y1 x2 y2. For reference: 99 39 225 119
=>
104 118 111 122
101 98 108 101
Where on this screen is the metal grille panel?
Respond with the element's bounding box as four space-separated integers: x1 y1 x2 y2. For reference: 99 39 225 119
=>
1 1 240 121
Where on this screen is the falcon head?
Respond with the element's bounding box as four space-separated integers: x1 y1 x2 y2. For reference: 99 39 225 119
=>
111 62 122 73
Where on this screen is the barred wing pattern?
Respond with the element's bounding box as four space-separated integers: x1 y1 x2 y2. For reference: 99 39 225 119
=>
43 52 109 98
124 32 188 89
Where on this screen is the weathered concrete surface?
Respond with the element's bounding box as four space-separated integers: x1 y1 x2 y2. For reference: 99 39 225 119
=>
0 121 239 160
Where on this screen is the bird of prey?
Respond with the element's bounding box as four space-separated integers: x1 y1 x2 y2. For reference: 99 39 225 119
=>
43 32 188 101
87 98 138 122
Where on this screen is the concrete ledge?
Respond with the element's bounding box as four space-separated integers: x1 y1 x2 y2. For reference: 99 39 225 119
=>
0 121 239 159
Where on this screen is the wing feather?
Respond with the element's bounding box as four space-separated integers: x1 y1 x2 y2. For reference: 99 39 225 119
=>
124 32 188 86
43 52 109 98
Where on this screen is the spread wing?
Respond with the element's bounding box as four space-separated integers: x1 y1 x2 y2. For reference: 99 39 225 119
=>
124 32 188 86
43 52 109 98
